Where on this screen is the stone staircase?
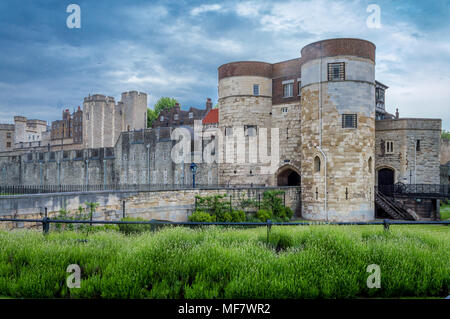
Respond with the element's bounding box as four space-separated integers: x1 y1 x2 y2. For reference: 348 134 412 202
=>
375 191 418 220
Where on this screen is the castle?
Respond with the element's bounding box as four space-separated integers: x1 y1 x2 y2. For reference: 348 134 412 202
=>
0 38 444 222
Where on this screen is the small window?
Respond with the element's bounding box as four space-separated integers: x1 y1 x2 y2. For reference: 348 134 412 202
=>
281 107 288 114
314 156 321 173
416 140 420 152
63 151 69 159
298 81 301 96
6 142 11 148
49 152 55 160
342 114 357 128
91 149 99 158
225 127 233 136
328 62 345 81
283 83 293 98
253 84 260 96
76 150 83 159
385 141 394 154
188 112 193 119
39 153 44 161
27 153 33 161
245 125 257 137
368 157 372 172
376 88 385 103
6 132 11 138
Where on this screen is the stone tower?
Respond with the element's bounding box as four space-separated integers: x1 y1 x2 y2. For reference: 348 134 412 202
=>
217 61 273 185
121 91 148 132
300 38 376 221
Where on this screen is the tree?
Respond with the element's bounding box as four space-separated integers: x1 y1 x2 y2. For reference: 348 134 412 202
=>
442 130 450 141
147 97 179 127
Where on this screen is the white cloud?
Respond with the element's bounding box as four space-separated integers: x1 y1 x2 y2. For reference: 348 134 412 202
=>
191 4 223 16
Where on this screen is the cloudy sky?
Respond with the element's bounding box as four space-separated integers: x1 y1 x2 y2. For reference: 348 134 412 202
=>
0 0 449 129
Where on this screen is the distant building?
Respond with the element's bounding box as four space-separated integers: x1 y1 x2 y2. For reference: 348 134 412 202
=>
0 124 14 153
152 98 213 129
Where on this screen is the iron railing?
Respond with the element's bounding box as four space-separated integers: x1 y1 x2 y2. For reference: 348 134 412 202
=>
0 217 448 239
0 183 283 195
377 184 450 198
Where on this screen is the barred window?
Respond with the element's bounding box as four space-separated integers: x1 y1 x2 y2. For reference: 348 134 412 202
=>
328 62 345 81
253 84 259 96
342 114 357 128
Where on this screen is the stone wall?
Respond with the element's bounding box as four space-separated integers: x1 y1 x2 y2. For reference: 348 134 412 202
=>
441 138 450 165
0 186 301 230
375 118 441 184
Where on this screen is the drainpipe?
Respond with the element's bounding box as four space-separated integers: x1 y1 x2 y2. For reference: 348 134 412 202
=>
146 144 150 185
413 139 417 184
317 43 328 221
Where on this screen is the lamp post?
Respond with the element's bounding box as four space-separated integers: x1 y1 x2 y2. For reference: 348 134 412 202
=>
190 163 197 188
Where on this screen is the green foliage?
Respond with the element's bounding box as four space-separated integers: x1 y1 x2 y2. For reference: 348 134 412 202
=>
261 190 292 220
195 194 233 222
230 210 246 222
0 226 448 298
256 209 272 222
442 130 450 141
118 217 153 235
188 211 216 222
147 97 179 127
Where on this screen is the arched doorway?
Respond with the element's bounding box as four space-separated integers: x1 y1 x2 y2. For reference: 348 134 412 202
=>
378 168 394 186
277 166 301 186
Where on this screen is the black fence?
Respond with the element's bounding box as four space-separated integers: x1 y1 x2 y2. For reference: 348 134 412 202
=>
0 183 275 195
0 217 448 239
377 184 450 198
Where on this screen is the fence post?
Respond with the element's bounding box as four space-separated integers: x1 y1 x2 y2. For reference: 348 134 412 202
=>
42 216 49 234
122 200 126 219
383 219 390 231
266 219 272 244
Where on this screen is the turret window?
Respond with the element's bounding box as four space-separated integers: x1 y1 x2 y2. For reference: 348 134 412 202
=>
328 62 345 81
385 141 394 154
342 114 357 128
253 84 259 96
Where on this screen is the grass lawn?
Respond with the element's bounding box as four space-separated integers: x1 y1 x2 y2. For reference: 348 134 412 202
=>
0 225 448 299
440 203 450 220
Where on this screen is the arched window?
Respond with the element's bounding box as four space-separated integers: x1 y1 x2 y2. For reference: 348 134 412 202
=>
314 156 321 173
368 157 372 172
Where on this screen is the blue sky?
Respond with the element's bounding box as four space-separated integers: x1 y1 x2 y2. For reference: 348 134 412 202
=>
0 0 449 129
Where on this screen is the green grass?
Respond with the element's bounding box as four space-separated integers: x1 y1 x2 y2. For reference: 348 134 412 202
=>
440 203 450 221
0 225 448 299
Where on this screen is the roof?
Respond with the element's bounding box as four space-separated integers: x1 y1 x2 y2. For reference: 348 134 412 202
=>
202 108 218 125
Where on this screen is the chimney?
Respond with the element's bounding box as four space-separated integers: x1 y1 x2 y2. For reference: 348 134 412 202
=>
206 98 213 111
395 108 399 120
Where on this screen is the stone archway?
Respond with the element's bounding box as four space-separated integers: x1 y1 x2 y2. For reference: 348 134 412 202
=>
277 165 301 186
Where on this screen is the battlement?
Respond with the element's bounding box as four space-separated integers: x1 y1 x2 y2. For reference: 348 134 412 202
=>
121 91 147 99
84 94 115 103
14 116 27 123
376 118 442 131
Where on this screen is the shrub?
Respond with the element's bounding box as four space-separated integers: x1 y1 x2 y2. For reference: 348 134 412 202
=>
188 211 216 222
256 209 272 222
118 217 153 235
231 210 246 222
